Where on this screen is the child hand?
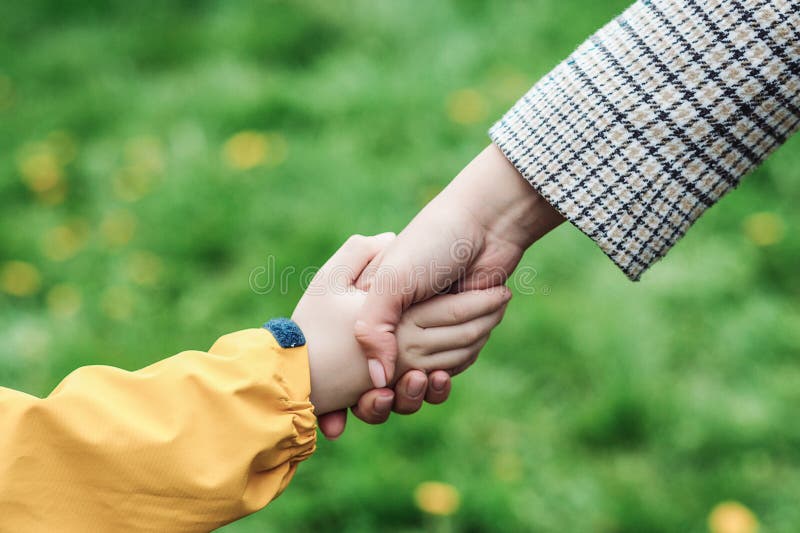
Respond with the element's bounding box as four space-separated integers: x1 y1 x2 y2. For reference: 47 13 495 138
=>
394 286 511 379
292 233 510 416
293 233 395 415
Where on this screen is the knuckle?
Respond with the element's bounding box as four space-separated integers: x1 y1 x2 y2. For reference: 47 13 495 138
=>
353 323 371 342
465 323 483 343
404 340 425 357
354 407 387 425
398 346 426 368
346 234 368 247
397 313 414 330
426 390 449 404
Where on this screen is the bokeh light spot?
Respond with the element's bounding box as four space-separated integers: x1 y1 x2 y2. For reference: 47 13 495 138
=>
125 136 165 175
742 212 784 246
446 88 487 125
708 501 758 533
36 181 68 206
101 209 138 247
127 251 164 286
223 131 269 170
113 167 156 202
1 261 41 297
414 481 461 516
47 284 82 318
41 220 89 261
17 143 63 193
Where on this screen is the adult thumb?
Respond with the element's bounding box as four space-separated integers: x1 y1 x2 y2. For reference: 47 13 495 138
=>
354 264 409 387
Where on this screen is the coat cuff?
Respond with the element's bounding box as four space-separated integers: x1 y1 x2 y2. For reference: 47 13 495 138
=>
490 0 799 280
207 327 316 502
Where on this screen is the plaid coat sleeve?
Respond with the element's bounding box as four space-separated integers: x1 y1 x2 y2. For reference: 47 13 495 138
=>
489 0 800 280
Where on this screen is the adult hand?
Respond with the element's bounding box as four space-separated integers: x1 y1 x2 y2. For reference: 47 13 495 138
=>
355 144 563 387
317 144 563 439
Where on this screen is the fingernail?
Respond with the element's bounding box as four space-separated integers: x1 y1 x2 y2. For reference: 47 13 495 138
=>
432 374 447 392
407 375 426 397
374 394 393 414
368 359 387 388
502 288 513 301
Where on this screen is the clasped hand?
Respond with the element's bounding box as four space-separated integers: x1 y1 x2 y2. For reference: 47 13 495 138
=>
309 144 564 438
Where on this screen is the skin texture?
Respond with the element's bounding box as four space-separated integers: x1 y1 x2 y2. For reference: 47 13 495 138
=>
292 233 511 416
317 144 564 438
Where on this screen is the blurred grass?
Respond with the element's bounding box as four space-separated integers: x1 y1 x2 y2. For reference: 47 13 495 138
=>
1 1 799 532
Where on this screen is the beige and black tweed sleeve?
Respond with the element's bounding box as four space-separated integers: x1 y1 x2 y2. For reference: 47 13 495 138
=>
490 0 799 280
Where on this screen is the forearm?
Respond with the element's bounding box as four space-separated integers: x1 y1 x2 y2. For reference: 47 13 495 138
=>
490 0 800 280
0 328 316 531
441 144 565 250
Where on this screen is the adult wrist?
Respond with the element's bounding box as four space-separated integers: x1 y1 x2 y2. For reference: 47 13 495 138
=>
444 144 563 250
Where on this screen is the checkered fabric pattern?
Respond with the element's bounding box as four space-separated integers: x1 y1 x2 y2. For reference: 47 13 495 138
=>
490 0 800 280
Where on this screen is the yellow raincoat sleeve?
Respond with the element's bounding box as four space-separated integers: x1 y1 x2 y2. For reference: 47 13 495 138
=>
0 327 317 532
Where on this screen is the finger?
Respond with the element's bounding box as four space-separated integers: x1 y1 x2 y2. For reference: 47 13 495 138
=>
355 234 437 386
448 353 480 377
415 305 506 354
457 265 516 292
356 263 411 386
425 370 451 404
351 389 394 425
409 286 511 328
320 233 396 288
392 370 428 415
419 334 489 371
317 410 347 440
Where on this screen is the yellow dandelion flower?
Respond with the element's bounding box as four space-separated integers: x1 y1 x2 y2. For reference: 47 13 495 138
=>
47 284 82 318
743 212 784 247
127 251 164 286
223 131 268 170
101 286 135 321
101 209 137 247
41 220 88 262
17 142 63 193
446 88 487 125
414 481 461 516
1 261 41 297
708 501 758 533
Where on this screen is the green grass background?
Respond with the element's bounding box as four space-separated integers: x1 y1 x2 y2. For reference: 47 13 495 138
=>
1 1 799 531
